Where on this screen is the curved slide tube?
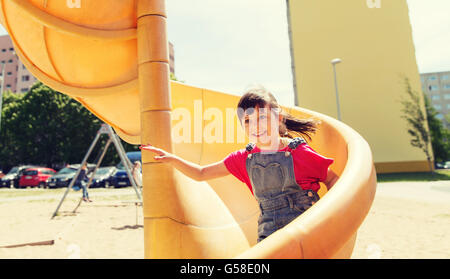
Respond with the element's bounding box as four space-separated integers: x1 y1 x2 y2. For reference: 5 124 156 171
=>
0 0 376 258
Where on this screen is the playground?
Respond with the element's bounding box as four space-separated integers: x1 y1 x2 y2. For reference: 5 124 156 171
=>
0 187 144 259
0 180 448 259
0 0 448 260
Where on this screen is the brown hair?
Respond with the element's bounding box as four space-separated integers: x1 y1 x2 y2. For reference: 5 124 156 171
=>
237 85 319 141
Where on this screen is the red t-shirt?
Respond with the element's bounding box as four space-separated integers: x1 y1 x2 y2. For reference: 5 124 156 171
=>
223 143 334 194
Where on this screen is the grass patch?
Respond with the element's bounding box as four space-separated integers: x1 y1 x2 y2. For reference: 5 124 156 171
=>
377 169 450 182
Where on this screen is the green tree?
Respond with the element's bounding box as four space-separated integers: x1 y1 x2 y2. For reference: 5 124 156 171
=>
0 90 24 170
423 94 450 163
0 83 99 169
0 82 138 171
400 78 433 172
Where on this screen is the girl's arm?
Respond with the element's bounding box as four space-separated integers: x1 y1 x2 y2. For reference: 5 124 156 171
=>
141 145 230 181
324 169 339 190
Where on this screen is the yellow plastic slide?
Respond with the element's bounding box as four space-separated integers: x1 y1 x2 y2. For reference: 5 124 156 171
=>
0 0 377 258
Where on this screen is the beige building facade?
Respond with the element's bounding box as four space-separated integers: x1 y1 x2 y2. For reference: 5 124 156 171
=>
286 0 432 173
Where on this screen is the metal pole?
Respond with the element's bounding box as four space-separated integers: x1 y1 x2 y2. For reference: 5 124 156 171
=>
332 63 342 121
110 128 142 200
85 138 112 190
72 138 113 213
51 131 102 219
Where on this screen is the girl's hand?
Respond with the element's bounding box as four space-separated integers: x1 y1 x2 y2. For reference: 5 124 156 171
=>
140 145 174 162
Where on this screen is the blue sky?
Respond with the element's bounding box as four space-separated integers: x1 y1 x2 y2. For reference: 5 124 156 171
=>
0 0 448 106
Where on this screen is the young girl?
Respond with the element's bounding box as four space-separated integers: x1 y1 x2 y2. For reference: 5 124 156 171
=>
141 86 339 242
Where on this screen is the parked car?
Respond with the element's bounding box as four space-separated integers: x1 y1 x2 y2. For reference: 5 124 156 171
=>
47 167 77 188
47 164 96 188
111 152 141 188
435 162 445 169
90 166 117 188
0 170 4 179
1 165 39 188
18 167 56 188
444 161 450 169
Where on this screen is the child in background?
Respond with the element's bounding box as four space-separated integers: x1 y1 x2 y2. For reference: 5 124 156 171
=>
75 163 91 202
132 161 142 187
141 85 339 242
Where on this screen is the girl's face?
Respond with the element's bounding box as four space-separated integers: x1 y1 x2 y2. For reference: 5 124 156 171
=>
242 104 282 147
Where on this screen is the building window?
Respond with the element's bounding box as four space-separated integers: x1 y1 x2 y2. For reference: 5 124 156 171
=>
1 49 6 52
436 114 444 120
429 76 437 81
21 88 28 92
444 94 450 100
444 84 450 90
447 104 450 110
429 85 439 91
434 104 442 110
7 72 12 76
22 75 30 81
9 48 14 51
8 59 13 63
431 95 440 101
442 75 450 80
6 84 11 88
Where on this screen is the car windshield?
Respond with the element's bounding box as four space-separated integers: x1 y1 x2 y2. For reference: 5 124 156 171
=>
57 168 76 175
23 170 38 176
116 162 124 170
7 167 19 175
95 168 113 175
116 160 140 170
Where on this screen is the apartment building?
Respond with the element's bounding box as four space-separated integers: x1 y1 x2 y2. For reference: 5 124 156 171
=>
421 71 450 128
0 35 37 93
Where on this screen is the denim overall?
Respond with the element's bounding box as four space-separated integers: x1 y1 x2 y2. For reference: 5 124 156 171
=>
245 137 320 242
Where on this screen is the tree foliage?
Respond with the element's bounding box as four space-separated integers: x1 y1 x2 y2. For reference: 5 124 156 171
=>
423 92 450 163
400 77 449 171
0 82 138 172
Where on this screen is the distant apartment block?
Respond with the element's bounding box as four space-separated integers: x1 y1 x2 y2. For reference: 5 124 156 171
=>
0 34 175 93
0 35 38 93
421 71 450 128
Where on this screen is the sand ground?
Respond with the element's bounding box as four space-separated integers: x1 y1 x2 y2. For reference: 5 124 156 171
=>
352 181 450 259
0 181 449 259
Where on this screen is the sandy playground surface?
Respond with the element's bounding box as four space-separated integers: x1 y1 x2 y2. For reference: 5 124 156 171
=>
0 181 449 259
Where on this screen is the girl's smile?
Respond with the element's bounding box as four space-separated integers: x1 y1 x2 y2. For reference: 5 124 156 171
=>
242 105 283 150
252 131 267 137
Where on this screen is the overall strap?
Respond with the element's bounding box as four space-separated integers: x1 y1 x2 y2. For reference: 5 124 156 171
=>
287 137 306 150
245 142 256 153
246 138 305 153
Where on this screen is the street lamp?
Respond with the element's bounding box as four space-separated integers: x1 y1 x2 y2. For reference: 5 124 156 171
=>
331 58 342 121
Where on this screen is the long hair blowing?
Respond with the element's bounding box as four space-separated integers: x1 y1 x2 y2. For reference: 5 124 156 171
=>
237 85 319 141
